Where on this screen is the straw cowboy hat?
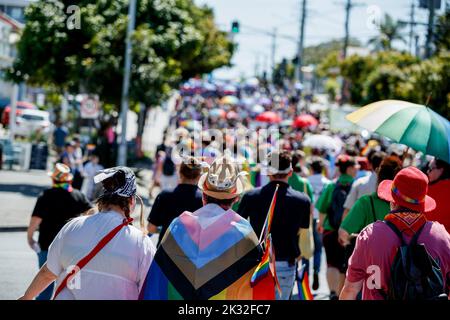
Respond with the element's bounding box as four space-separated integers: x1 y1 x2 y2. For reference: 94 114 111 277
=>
48 163 73 182
377 166 436 213
198 156 248 200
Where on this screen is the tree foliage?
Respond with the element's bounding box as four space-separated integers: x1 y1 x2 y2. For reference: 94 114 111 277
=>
368 14 406 51
317 49 449 118
7 0 234 107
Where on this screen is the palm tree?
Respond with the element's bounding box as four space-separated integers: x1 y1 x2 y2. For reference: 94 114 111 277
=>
368 14 406 51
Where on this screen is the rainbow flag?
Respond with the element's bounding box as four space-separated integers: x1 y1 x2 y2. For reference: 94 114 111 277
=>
250 235 271 285
296 263 314 300
139 205 274 300
250 185 280 295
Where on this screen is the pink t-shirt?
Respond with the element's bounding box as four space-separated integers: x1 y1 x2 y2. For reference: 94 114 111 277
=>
346 220 450 300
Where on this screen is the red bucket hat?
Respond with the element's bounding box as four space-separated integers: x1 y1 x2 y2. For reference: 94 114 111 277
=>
377 166 436 213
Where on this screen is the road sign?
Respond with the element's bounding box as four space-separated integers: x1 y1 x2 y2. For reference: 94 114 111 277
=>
80 97 99 119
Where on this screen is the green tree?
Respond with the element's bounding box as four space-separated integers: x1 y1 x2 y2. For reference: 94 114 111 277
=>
368 14 405 51
338 51 417 105
303 38 360 66
7 0 233 108
434 9 450 54
401 53 450 118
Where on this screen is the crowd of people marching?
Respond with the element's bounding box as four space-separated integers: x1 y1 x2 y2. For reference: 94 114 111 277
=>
21 81 450 300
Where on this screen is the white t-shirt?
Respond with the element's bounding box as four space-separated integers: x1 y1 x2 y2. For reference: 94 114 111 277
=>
343 172 377 210
308 174 331 219
47 211 155 300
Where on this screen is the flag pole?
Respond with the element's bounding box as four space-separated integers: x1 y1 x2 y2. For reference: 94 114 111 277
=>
258 184 279 244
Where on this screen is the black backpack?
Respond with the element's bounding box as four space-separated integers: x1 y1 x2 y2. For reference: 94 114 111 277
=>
381 221 448 300
327 181 352 230
162 148 175 176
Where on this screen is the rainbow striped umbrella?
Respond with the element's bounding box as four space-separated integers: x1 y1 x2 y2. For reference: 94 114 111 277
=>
346 100 450 163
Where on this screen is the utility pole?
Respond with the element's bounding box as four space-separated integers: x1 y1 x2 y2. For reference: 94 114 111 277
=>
295 0 307 83
409 1 416 54
118 0 137 167
340 0 363 105
343 0 351 59
254 52 261 78
425 0 436 58
271 27 277 80
341 0 352 105
415 34 420 57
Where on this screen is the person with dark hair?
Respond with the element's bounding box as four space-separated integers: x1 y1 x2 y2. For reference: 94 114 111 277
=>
339 156 403 246
316 154 359 300
53 121 68 156
342 151 385 221
71 137 84 190
147 156 204 247
307 156 330 291
26 163 93 300
426 158 450 232
21 167 155 300
140 156 272 300
288 150 314 202
238 150 311 300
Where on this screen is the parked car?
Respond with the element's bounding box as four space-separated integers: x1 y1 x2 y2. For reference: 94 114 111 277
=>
1 101 37 127
14 109 51 137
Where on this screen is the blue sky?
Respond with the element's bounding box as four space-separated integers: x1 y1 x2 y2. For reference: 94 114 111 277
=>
195 0 447 80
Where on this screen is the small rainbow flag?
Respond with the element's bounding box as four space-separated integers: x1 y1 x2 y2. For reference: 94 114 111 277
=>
296 263 314 300
251 185 281 296
250 236 270 285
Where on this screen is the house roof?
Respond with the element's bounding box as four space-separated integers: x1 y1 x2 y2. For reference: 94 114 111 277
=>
0 12 24 31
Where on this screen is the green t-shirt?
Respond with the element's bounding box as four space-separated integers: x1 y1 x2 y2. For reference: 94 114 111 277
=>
315 174 354 231
340 192 390 234
288 174 315 203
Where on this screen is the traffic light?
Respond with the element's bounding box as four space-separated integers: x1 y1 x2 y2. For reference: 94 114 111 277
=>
231 21 240 33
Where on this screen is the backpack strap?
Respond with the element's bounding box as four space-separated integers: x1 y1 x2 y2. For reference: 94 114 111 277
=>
384 219 427 246
409 222 426 246
383 220 406 245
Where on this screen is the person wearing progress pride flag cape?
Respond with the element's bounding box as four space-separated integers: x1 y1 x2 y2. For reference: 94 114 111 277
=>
139 156 277 300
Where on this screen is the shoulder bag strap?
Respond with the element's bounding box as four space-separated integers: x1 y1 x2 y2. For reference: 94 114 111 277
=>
53 217 133 299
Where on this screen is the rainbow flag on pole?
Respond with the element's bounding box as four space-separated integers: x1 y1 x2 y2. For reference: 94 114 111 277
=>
251 185 281 295
296 263 314 300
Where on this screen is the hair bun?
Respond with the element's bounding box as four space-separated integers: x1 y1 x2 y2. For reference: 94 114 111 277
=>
102 170 126 192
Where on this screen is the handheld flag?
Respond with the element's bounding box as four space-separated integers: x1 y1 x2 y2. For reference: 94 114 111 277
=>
296 262 314 300
251 185 281 296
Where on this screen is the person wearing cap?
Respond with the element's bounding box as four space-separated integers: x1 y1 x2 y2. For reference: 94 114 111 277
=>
59 142 76 172
238 150 311 300
147 156 204 247
21 167 155 300
26 163 93 300
316 154 359 300
140 156 266 300
340 166 450 300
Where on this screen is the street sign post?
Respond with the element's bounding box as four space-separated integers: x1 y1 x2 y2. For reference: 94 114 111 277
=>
80 97 99 119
